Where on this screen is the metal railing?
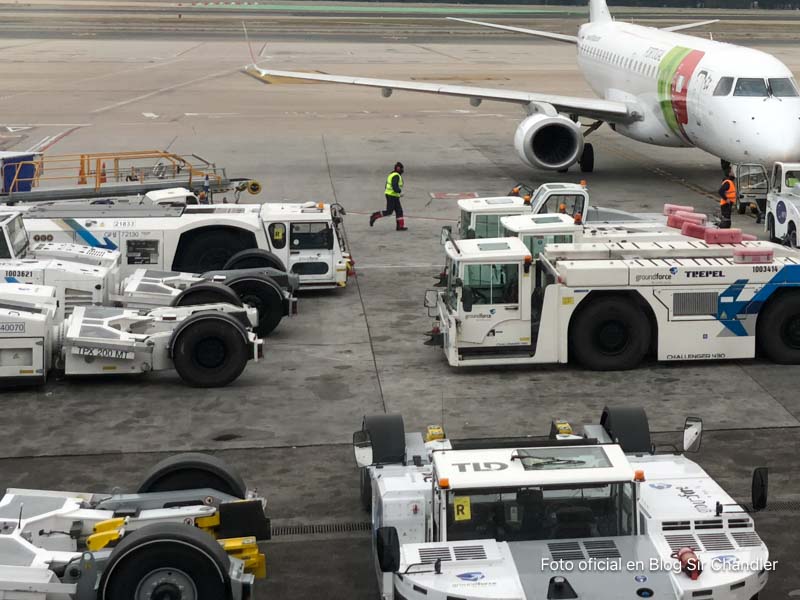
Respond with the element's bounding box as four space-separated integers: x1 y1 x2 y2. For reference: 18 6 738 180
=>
3 150 225 194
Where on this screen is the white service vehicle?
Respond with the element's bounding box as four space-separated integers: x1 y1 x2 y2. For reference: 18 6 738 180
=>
354 407 769 600
17 190 352 288
457 183 658 241
0 452 269 599
425 228 800 370
762 161 800 246
0 283 261 387
0 211 297 336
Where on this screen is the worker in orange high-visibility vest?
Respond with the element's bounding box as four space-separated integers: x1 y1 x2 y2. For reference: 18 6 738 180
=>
718 171 736 229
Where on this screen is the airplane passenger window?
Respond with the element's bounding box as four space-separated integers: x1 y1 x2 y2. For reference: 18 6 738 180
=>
769 78 799 97
733 78 769 97
713 77 734 96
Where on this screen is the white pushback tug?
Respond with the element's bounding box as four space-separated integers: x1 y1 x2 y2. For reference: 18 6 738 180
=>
354 407 769 600
426 205 800 370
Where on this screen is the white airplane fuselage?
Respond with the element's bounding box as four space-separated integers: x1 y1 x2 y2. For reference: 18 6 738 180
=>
577 20 800 165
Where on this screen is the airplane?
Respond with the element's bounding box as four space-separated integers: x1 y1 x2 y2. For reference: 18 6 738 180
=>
243 0 800 174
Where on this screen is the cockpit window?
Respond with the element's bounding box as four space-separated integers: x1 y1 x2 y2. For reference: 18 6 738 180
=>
713 77 734 96
769 78 800 97
734 78 769 97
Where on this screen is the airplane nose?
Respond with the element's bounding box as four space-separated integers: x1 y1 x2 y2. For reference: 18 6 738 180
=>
735 101 800 165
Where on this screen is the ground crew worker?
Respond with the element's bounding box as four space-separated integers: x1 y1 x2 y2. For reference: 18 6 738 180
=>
718 171 736 229
370 162 408 231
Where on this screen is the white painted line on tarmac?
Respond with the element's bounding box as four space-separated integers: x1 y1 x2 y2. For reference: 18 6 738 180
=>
91 67 239 114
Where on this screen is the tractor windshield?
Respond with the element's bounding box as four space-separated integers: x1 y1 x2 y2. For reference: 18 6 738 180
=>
6 215 28 258
446 481 635 543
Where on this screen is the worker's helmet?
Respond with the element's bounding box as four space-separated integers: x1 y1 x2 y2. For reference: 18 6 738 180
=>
394 162 404 173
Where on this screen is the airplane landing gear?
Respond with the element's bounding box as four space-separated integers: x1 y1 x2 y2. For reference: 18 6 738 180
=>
580 143 595 173
721 159 732 174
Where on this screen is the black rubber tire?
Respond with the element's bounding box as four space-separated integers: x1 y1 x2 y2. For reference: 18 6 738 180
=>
98 522 232 600
174 231 253 273
569 295 651 371
171 282 243 308
359 467 372 514
137 452 248 498
362 414 406 465
227 274 285 336
172 315 249 388
788 224 798 249
223 248 286 272
579 143 595 173
376 527 400 573
757 292 800 365
600 406 652 454
767 215 778 243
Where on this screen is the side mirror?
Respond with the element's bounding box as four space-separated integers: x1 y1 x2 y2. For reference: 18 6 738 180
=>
461 286 474 313
466 228 476 240
352 430 373 468
376 526 401 573
752 467 768 512
440 225 452 246
683 416 703 453
424 289 438 309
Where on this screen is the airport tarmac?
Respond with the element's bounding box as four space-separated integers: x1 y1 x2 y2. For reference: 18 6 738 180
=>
0 9 799 598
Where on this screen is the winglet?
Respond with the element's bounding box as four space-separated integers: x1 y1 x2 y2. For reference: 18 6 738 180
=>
242 21 257 66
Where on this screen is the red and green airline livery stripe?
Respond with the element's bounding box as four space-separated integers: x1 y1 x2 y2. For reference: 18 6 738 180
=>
657 46 705 142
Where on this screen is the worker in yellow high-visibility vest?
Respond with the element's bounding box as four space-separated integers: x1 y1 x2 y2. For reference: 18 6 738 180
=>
370 162 408 231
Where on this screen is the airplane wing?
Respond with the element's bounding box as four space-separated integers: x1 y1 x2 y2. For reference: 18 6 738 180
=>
661 19 719 32
445 17 578 44
243 66 635 123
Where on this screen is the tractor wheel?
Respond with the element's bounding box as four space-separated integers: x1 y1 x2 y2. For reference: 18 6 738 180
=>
569 295 651 371
137 452 248 499
767 215 778 243
359 467 372 514
171 282 242 308
788 224 798 248
758 292 800 365
579 143 595 173
174 231 252 273
171 314 249 388
223 248 286 272
98 523 232 600
362 414 406 465
227 274 285 336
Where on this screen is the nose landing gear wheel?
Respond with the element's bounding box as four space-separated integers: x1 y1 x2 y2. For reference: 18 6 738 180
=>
98 522 233 600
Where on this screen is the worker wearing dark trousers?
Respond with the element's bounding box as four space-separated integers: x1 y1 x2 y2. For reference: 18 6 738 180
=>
718 172 736 229
370 162 408 231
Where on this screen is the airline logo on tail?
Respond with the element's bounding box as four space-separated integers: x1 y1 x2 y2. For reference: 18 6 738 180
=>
657 46 706 142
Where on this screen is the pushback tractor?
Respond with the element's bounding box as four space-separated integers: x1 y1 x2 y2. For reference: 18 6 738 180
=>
17 190 352 289
354 407 769 600
425 225 800 370
0 452 270 599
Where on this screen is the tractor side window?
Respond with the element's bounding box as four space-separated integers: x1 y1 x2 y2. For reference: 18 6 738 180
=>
474 215 503 239
459 210 471 238
463 263 519 305
548 195 585 217
734 78 769 97
786 171 800 190
290 222 333 250
6 215 28 258
713 77 734 96
269 223 287 249
0 229 10 259
525 234 574 258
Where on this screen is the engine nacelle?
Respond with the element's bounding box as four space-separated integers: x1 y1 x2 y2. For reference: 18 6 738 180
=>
514 113 584 170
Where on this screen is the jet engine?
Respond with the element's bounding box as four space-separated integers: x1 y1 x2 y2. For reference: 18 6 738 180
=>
513 113 584 170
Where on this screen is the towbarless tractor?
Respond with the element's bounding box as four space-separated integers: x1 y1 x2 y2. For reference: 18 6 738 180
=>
425 225 800 370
